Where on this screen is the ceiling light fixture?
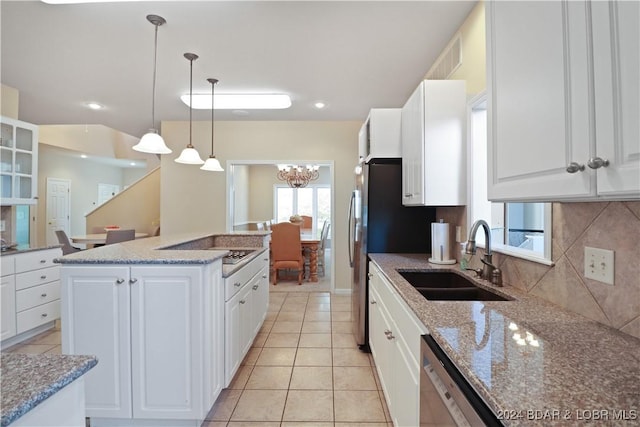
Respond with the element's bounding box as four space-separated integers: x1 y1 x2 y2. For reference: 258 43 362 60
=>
200 78 224 172
181 93 291 110
133 14 172 155
86 102 103 110
276 164 320 188
175 53 205 165
314 101 326 109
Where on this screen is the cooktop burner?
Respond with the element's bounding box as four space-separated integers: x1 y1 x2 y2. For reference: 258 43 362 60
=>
222 250 255 264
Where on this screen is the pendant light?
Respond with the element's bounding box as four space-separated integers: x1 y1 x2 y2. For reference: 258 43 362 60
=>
133 15 172 154
200 78 224 171
175 53 205 164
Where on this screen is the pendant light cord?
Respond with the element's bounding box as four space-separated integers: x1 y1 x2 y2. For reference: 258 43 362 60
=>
151 23 159 129
208 78 218 156
188 56 194 148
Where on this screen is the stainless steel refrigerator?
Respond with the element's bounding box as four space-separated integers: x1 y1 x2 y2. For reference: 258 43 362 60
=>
348 158 436 351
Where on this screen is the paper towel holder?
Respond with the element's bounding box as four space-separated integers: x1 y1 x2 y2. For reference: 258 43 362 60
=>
428 220 456 265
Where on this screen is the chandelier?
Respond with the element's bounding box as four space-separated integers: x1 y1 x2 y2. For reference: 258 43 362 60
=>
277 164 320 188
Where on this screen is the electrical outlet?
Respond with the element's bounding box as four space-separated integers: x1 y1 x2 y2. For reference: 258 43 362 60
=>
584 247 615 285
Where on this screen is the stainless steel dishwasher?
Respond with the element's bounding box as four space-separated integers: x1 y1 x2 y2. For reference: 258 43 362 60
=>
420 335 502 426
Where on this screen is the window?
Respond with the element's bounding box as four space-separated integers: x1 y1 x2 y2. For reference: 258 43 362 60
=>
468 93 553 265
275 185 331 234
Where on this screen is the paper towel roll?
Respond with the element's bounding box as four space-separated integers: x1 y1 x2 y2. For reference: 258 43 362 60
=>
428 221 456 265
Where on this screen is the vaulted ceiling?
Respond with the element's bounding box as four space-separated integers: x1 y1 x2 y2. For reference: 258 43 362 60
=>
1 1 476 138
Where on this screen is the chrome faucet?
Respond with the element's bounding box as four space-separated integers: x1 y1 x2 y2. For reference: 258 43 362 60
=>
465 219 503 286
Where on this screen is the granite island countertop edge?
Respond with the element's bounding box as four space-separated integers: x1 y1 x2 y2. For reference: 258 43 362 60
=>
0 353 98 427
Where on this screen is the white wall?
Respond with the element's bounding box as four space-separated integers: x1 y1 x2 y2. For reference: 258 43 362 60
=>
37 144 127 243
160 120 360 291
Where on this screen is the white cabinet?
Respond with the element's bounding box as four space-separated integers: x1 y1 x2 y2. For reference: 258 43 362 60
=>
486 0 639 201
61 262 224 425
358 108 402 161
401 80 467 206
0 116 38 204
224 252 270 385
1 248 61 346
368 261 426 427
1 256 16 341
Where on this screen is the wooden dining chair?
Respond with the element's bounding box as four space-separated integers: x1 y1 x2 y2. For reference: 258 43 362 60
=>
55 230 82 255
270 222 304 285
300 215 313 230
105 229 136 245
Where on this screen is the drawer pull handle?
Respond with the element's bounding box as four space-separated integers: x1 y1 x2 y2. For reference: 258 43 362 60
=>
252 285 259 290
41 293 47 297
262 274 267 279
41 313 48 318
116 278 125 284
234 282 242 287
129 278 138 285
384 330 395 340
371 300 377 305
40 260 46 264
40 275 47 280
240 300 246 304
264 258 269 261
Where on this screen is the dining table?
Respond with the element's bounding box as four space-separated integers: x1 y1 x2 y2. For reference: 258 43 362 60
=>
70 232 149 245
300 229 321 282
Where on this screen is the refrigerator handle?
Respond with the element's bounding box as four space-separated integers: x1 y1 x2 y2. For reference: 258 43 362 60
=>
348 191 355 267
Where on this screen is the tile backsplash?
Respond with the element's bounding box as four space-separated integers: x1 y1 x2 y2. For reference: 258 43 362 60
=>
437 201 640 340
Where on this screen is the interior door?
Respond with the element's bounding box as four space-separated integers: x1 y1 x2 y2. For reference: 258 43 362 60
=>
46 178 70 246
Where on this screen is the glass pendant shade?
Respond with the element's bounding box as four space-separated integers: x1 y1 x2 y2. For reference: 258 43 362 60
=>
133 130 172 154
175 146 204 164
201 156 223 171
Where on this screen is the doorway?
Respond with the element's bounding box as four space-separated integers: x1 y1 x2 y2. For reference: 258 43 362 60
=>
46 177 71 246
226 160 335 292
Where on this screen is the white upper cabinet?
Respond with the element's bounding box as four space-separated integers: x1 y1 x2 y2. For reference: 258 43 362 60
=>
486 0 639 202
0 116 38 204
358 108 402 161
401 80 467 206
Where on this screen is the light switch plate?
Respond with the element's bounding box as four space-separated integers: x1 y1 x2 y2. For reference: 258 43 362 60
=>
584 247 614 285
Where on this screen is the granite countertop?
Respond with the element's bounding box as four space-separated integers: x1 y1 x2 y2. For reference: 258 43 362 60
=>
54 231 270 267
369 253 640 426
0 243 62 256
0 353 98 426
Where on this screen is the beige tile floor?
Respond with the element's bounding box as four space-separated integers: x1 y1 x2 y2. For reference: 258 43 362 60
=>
204 291 392 427
4 291 392 427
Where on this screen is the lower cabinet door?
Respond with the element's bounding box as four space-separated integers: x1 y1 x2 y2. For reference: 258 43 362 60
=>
61 266 132 419
1 274 16 341
130 266 204 420
225 284 253 386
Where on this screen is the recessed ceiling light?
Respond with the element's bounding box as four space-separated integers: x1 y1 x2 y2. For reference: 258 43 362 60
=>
181 93 291 110
80 154 88 159
86 102 103 110
130 162 136 166
314 101 326 109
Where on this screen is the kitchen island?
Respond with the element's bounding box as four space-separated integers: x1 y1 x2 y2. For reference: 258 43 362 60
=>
55 231 270 427
369 253 639 426
1 352 97 426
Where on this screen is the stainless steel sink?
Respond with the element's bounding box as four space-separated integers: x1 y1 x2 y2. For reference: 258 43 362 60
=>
397 270 511 302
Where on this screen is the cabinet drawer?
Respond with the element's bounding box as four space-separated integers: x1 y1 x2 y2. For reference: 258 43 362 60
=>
224 255 264 301
15 266 60 290
16 299 60 334
15 249 61 273
16 281 60 312
1 255 16 276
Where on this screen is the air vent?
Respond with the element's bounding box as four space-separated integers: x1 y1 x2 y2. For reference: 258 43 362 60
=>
425 34 462 80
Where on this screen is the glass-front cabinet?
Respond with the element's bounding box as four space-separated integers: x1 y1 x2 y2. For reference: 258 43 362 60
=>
0 117 38 205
